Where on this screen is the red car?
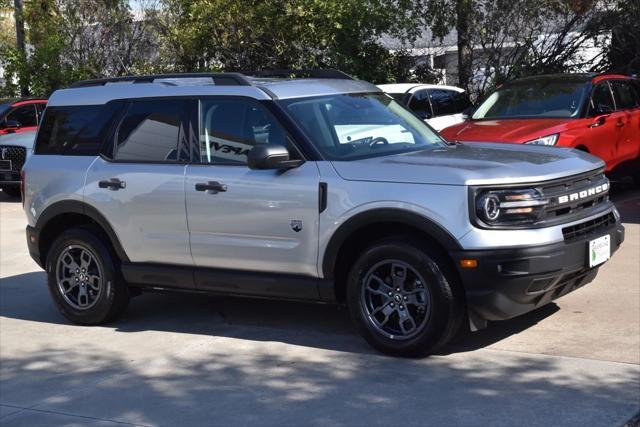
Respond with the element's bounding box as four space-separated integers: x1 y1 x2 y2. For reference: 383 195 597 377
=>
440 74 640 181
0 98 48 136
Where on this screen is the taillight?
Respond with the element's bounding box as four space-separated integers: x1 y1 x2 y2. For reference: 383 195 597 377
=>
20 169 25 206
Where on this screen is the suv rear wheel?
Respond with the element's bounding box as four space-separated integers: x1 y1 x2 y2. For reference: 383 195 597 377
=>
347 238 463 357
46 228 130 324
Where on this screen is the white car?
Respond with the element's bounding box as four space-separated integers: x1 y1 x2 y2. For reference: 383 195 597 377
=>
377 83 472 131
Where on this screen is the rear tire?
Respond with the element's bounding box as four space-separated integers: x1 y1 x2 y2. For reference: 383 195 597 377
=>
46 227 130 325
346 237 464 357
1 185 20 198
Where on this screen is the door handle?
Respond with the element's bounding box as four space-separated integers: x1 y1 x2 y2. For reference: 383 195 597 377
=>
615 121 624 127
98 178 126 190
195 181 227 193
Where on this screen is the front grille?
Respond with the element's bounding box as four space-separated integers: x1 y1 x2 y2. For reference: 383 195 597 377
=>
536 170 610 225
0 146 27 171
562 212 616 242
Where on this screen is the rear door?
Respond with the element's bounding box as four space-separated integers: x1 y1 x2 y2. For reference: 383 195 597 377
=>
609 79 640 165
185 97 320 282
84 98 194 271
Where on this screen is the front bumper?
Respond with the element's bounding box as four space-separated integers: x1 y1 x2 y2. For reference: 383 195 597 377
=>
453 220 625 326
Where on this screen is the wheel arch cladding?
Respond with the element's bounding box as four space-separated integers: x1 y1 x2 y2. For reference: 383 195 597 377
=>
36 200 130 266
322 208 463 302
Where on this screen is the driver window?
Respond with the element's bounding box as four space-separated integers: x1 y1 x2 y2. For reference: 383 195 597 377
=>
589 83 615 116
199 99 298 165
5 104 37 128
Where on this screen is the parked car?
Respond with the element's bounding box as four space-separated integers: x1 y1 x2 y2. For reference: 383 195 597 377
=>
0 131 36 197
0 98 47 135
440 74 640 183
377 83 472 131
23 71 624 357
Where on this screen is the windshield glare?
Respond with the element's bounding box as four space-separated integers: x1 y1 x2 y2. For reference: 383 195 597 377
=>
472 81 588 119
280 93 446 160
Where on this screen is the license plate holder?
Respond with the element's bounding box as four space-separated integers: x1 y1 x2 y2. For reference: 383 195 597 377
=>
589 235 610 268
0 160 11 171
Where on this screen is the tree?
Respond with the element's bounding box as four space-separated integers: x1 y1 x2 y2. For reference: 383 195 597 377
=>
156 0 422 83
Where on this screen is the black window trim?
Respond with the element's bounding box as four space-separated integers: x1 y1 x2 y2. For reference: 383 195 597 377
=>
406 88 434 118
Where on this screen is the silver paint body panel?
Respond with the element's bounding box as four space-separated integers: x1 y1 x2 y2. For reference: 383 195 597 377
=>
25 78 616 281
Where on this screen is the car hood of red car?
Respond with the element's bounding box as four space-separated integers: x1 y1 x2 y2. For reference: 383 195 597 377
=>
441 118 571 143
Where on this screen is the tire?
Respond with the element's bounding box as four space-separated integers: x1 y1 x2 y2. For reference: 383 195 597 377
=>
1 185 20 198
46 227 130 325
347 237 464 357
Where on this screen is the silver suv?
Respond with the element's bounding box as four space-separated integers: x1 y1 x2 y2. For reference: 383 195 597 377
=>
23 71 625 356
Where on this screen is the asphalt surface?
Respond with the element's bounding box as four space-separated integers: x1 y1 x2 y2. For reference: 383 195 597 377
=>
0 185 639 426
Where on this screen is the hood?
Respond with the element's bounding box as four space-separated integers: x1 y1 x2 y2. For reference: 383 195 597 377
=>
441 118 570 143
0 131 36 150
330 143 603 186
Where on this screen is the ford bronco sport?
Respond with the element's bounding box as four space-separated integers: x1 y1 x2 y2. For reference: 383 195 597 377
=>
23 71 625 356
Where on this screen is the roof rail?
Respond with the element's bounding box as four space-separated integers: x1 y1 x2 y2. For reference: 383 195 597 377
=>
246 69 355 80
69 73 253 88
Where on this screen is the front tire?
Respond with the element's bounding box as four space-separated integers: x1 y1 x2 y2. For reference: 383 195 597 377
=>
347 238 464 357
46 228 130 325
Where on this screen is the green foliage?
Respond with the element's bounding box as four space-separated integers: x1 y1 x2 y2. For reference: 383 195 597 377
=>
159 0 422 83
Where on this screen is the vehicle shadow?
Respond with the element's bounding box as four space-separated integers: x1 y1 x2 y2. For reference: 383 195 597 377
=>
610 180 640 225
1 271 559 356
0 190 20 203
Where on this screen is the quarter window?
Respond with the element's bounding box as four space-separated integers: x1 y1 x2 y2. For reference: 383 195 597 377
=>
199 99 297 165
35 104 119 155
115 99 187 162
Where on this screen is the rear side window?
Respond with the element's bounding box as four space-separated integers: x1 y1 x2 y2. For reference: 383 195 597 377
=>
429 90 457 116
452 91 472 113
610 80 639 110
114 99 188 162
408 90 432 118
35 104 119 155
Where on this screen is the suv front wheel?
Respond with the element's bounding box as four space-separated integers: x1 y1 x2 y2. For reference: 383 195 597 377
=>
46 227 130 324
347 238 464 357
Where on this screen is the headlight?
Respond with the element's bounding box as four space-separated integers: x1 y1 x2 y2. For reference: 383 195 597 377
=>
524 134 558 146
475 189 549 226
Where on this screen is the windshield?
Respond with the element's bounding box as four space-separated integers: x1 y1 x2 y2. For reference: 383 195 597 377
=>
472 80 589 119
279 93 446 161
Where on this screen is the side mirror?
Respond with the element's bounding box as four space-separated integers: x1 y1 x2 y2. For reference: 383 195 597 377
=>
247 144 302 170
2 119 21 129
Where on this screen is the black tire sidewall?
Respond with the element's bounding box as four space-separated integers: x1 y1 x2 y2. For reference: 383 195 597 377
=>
347 239 459 357
46 228 127 325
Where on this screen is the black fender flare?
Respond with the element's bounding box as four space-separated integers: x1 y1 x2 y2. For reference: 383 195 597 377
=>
321 208 462 279
35 200 130 263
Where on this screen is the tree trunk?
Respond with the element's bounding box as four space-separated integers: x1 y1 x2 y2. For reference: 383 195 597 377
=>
14 0 29 96
456 0 473 93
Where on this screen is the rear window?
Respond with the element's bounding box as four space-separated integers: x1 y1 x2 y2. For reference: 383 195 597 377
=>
35 103 120 155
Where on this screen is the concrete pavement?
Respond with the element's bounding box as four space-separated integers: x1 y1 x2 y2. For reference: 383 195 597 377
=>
1 186 639 426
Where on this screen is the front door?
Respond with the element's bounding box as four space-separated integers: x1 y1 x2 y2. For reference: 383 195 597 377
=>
185 98 320 278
